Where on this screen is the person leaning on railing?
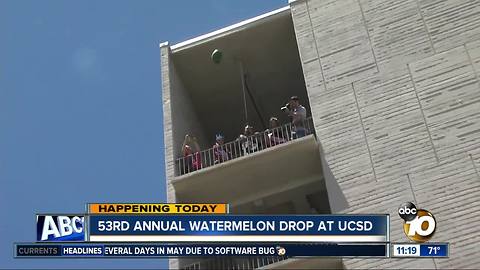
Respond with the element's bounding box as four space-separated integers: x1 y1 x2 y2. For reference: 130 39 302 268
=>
213 134 230 164
265 117 287 147
237 124 260 155
281 96 307 139
182 134 201 173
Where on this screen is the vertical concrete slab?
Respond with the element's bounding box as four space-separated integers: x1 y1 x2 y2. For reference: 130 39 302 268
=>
469 146 480 175
354 74 437 181
290 0 480 268
409 157 480 269
409 46 480 162
313 83 376 193
359 0 435 76
290 1 318 65
160 43 180 270
160 43 177 204
291 0 326 143
343 176 436 269
306 0 379 89
319 144 349 213
466 38 480 78
419 0 480 53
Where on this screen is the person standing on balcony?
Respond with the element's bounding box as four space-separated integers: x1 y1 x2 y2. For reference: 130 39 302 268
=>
238 124 259 155
266 117 287 147
182 134 201 173
213 134 229 164
281 96 307 139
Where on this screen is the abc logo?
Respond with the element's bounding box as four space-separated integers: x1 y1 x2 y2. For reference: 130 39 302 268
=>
398 202 436 243
39 215 84 241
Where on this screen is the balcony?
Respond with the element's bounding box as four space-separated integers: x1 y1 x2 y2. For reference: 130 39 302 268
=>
175 117 315 176
171 118 324 205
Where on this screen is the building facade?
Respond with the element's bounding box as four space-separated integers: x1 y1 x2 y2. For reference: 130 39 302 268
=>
161 1 480 269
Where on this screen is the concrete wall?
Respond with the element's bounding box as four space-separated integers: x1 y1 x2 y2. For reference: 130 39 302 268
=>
161 44 209 179
160 44 176 205
161 44 209 270
160 44 179 270
291 0 480 268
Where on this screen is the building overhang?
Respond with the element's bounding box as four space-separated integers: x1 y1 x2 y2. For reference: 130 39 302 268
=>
161 6 308 143
168 6 290 53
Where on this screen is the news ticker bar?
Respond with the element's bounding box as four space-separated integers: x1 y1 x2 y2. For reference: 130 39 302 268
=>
15 243 449 258
15 243 388 258
392 243 448 258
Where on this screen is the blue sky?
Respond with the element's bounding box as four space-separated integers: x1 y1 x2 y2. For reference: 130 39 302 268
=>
0 1 285 269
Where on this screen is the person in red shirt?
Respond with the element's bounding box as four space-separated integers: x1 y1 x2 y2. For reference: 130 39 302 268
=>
182 134 201 173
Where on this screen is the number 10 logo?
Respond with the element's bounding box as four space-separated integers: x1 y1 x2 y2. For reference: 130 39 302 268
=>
398 202 436 242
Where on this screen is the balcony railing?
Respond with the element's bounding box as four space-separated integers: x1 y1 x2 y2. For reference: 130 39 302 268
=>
183 255 290 270
176 117 315 176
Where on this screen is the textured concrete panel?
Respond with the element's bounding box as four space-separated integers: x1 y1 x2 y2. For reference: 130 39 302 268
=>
354 74 438 181
306 0 378 89
409 157 480 269
354 74 415 108
160 46 177 204
466 38 480 81
290 0 480 268
312 83 375 193
160 45 180 270
359 0 434 76
410 46 480 162
420 0 480 53
469 146 480 173
301 60 324 89
290 1 318 63
343 177 436 269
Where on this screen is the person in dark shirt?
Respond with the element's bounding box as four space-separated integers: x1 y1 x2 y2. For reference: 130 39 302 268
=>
238 124 260 155
213 133 229 164
266 117 287 147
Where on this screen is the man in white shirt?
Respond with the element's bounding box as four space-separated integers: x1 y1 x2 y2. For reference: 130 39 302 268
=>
282 96 307 138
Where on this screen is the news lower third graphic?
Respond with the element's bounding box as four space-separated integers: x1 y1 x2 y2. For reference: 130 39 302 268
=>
14 203 449 259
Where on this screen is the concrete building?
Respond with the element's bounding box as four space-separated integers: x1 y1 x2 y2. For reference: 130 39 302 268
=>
160 0 480 269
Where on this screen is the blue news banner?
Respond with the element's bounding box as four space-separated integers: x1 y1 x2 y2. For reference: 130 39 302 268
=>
88 215 388 237
17 214 390 258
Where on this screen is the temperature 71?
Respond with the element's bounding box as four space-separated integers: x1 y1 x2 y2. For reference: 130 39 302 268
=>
428 246 440 255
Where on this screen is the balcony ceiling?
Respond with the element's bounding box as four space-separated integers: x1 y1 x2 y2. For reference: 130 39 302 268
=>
171 9 309 142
